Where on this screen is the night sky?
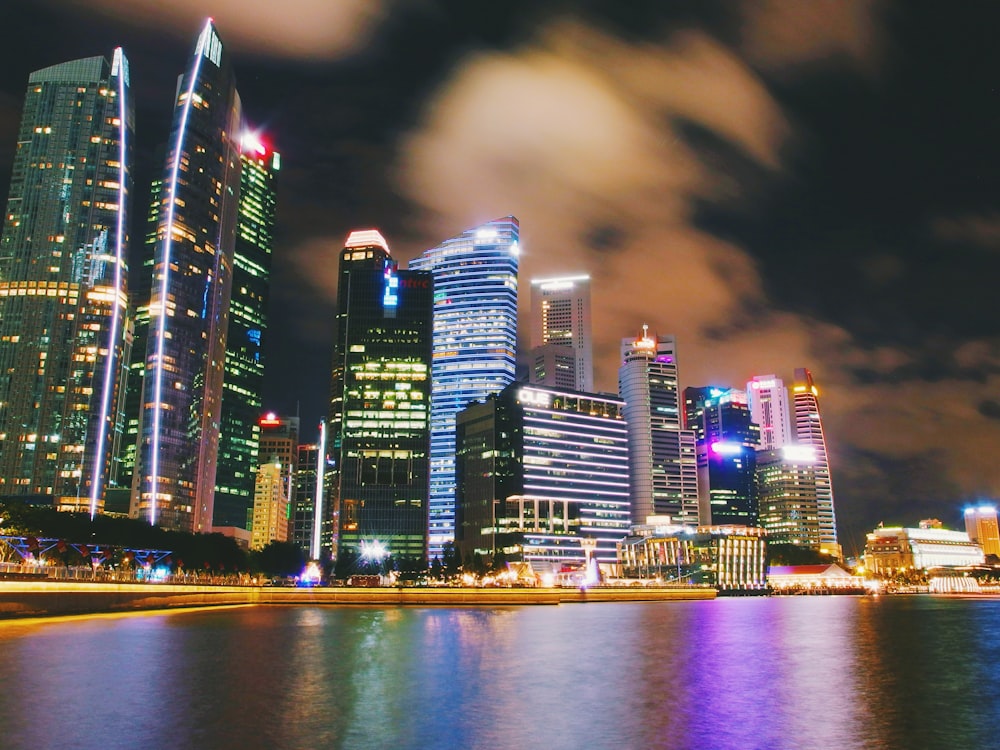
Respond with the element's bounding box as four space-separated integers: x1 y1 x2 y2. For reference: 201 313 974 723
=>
2 0 999 553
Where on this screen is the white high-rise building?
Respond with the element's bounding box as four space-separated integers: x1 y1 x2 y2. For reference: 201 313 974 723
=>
618 327 699 526
529 275 593 392
746 374 793 450
409 216 519 557
791 368 839 553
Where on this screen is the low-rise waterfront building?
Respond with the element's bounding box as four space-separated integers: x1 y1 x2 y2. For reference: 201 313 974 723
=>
616 517 767 592
864 526 985 575
767 563 862 591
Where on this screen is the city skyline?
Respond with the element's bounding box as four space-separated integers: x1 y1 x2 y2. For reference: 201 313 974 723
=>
1 2 999 552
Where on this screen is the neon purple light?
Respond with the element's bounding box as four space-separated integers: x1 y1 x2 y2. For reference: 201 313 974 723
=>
711 441 743 456
148 22 211 525
89 48 128 520
656 355 674 363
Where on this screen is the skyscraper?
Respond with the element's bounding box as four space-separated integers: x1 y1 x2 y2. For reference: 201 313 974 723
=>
757 445 823 548
409 216 519 556
791 368 839 553
329 230 433 561
250 462 288 551
455 384 630 569
528 274 593 392
964 505 1000 557
132 21 242 532
746 374 793 450
619 327 699 526
214 134 280 528
684 386 760 526
0 50 133 515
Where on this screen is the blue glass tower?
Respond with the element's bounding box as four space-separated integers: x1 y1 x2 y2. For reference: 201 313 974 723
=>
409 217 519 557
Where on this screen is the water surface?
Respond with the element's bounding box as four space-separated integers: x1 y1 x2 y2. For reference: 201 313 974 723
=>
0 596 997 749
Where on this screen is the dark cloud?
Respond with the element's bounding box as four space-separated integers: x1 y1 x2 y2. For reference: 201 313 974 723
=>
979 401 1000 422
1 1 999 534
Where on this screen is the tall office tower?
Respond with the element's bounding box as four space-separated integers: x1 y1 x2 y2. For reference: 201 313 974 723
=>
964 505 1000 557
684 387 760 526
455 384 630 569
213 134 280 528
329 230 433 561
746 374 792 450
250 461 288 550
528 275 593 392
0 50 133 515
291 442 320 555
409 216 519 556
756 445 823 549
132 21 242 532
109 171 165 513
619 327 699 526
791 368 839 553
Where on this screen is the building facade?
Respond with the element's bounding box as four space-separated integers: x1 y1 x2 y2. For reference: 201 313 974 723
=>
619 327 699 526
746 374 792 450
618 518 767 592
250 461 288 551
964 505 1000 557
865 526 985 574
0 51 133 515
214 137 280 529
791 368 839 553
684 387 760 526
528 275 593 392
132 22 242 533
329 230 433 562
757 445 830 551
455 384 631 571
409 216 519 557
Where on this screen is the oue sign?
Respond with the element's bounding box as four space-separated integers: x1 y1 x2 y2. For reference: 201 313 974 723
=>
518 388 551 408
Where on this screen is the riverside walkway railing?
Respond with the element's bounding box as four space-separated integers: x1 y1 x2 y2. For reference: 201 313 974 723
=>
0 562 259 586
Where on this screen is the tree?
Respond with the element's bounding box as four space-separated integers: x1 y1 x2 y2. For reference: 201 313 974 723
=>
442 542 461 578
253 541 306 577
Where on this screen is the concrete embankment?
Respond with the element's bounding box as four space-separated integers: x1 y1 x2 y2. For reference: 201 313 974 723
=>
0 581 715 619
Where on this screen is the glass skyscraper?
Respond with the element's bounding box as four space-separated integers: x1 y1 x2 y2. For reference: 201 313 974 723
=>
684 386 760 526
132 21 242 532
213 135 279 529
409 216 519 557
619 327 699 526
455 384 630 569
329 230 433 561
0 50 133 515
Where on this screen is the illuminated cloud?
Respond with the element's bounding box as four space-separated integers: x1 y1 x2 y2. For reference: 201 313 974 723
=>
53 0 387 59
391 12 1000 533
740 0 885 75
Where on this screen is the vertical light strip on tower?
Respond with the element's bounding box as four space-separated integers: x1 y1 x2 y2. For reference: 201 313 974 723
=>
311 421 326 560
88 48 129 519
147 21 211 525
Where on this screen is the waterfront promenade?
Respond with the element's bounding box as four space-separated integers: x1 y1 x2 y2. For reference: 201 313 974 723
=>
0 580 715 619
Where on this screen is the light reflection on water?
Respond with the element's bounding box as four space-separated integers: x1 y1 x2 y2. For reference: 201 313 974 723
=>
0 596 998 750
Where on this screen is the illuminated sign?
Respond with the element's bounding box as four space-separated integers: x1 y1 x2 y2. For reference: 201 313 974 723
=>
518 388 551 408
782 445 816 463
711 442 743 456
383 269 399 307
259 412 280 427
400 277 430 289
